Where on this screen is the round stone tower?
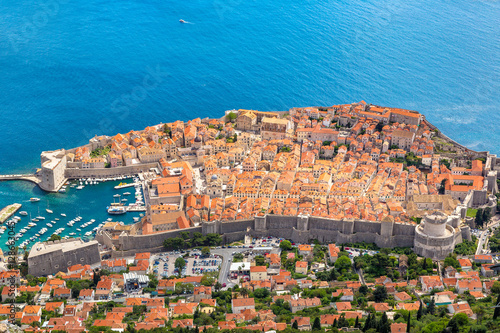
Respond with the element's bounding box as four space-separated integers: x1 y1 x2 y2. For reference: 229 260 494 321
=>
423 211 448 237
414 211 460 259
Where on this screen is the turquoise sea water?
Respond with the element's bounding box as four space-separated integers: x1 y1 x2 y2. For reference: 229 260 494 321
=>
0 0 498 250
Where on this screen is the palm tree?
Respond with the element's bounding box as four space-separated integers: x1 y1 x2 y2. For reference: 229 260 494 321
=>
239 288 249 298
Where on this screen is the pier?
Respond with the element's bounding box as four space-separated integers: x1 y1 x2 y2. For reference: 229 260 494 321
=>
0 174 40 185
0 203 22 223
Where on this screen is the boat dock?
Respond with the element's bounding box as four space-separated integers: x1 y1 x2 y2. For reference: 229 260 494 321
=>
114 183 136 190
0 203 22 223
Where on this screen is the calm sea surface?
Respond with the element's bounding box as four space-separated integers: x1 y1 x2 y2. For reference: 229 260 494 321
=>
0 0 498 250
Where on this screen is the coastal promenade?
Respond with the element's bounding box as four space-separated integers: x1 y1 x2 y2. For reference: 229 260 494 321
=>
0 173 40 185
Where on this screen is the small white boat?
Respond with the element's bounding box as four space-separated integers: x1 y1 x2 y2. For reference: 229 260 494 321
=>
61 213 66 217
123 192 131 195
37 216 45 220
59 188 66 193
19 211 28 216
76 186 84 190
46 209 53 214
47 223 53 227
113 194 121 198
30 198 40 202
76 228 81 231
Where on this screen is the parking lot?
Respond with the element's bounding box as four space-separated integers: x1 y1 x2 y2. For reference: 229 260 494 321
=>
152 251 222 278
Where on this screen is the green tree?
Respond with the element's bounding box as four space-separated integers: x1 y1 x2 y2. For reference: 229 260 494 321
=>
427 298 436 315
475 208 484 228
447 317 459 333
292 320 298 330
280 240 292 251
48 234 61 242
482 207 491 226
417 301 424 321
359 285 369 295
255 255 265 266
407 312 411 332
491 281 500 294
226 111 237 122
201 247 210 256
334 255 351 272
373 285 388 302
378 312 390 333
443 253 460 269
312 317 321 330
174 257 186 275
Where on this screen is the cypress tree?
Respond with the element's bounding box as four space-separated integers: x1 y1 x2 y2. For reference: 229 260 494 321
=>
292 320 298 330
378 312 390 333
333 318 337 328
338 314 349 328
427 298 436 315
363 314 371 332
369 314 377 330
407 312 411 332
312 317 321 330
417 301 423 320
354 316 359 328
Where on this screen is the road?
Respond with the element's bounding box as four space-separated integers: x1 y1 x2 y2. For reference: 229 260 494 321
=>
476 215 500 255
212 247 249 289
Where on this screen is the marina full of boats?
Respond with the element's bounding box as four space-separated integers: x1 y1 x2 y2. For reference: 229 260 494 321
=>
0 175 145 252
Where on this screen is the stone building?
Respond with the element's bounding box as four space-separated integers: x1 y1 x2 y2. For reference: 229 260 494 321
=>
28 238 100 276
261 117 291 141
39 150 67 192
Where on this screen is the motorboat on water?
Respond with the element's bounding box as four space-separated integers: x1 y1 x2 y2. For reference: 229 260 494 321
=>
30 198 40 202
179 19 186 23
19 211 28 216
46 209 53 214
61 213 66 217
107 203 126 215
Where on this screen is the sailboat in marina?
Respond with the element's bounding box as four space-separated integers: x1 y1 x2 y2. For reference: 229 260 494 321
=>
46 201 53 214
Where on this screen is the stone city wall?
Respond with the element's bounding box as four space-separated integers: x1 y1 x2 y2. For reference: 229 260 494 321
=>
105 214 425 254
65 163 158 179
117 226 202 253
